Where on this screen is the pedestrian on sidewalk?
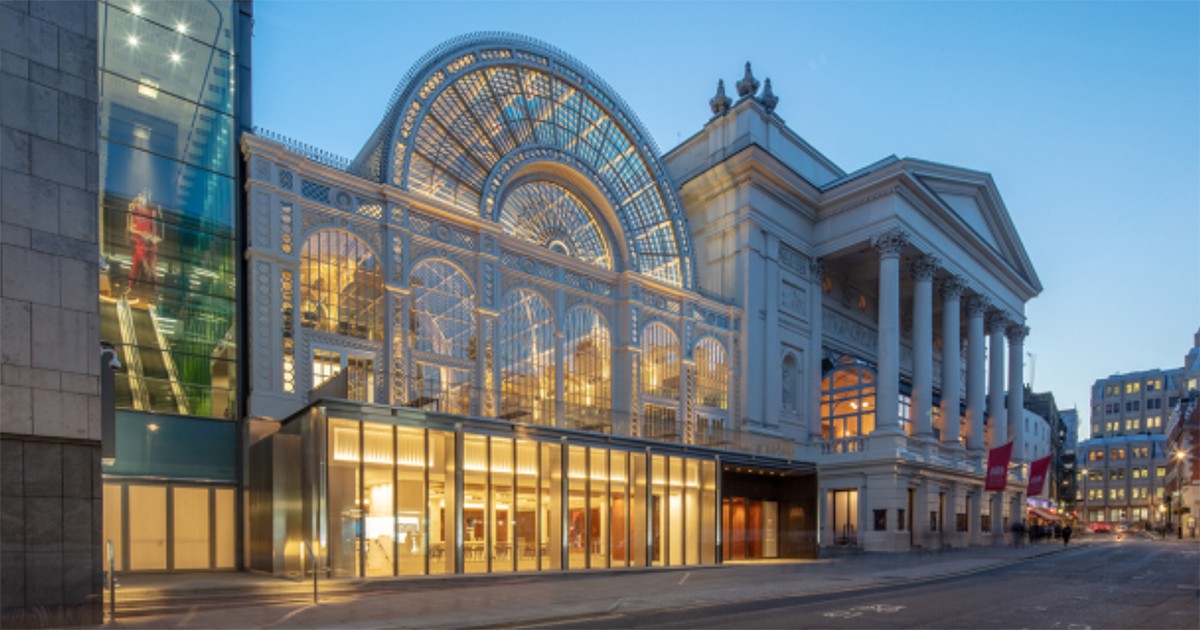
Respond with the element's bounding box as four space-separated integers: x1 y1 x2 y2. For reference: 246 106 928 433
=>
1011 521 1025 548
1062 524 1072 546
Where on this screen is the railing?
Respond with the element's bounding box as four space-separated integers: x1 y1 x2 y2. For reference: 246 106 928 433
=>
821 437 866 455
254 127 352 172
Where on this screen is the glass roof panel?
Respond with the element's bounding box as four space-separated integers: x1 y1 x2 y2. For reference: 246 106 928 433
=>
498 181 612 270
398 52 691 288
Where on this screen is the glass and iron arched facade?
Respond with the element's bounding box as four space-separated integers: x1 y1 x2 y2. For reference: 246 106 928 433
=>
353 33 695 290
243 33 814 581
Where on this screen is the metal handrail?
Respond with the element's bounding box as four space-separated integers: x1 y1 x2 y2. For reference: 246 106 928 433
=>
303 540 318 604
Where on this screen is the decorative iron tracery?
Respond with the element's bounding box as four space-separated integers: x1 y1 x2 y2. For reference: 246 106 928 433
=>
497 180 612 269
353 33 695 289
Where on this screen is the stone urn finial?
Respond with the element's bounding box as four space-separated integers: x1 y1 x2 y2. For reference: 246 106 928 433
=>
758 77 778 114
736 61 760 99
709 79 732 116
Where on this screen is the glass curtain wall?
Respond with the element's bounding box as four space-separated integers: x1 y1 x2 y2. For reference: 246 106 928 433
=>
98 0 239 418
312 415 720 576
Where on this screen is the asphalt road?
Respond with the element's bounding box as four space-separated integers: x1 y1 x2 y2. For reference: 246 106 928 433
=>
549 539 1200 629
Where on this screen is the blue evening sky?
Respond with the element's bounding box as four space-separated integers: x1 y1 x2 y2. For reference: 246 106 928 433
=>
252 1 1200 437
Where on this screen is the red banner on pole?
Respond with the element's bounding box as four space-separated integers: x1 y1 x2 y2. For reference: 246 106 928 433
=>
985 442 1014 492
1026 454 1052 497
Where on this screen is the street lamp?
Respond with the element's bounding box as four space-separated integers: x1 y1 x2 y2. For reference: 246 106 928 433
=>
1175 449 1187 539
1081 467 1089 528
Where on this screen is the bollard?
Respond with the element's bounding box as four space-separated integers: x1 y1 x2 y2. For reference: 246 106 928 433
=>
106 539 115 621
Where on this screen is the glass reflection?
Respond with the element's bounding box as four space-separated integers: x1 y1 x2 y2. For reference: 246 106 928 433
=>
821 357 878 439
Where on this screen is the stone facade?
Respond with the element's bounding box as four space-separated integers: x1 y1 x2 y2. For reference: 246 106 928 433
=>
0 0 103 624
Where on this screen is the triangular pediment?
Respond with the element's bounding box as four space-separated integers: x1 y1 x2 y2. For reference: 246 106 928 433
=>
911 168 1041 296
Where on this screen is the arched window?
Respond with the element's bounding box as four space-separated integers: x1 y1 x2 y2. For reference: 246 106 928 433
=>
299 230 383 341
498 181 612 270
499 289 555 426
641 322 680 399
694 338 727 409
782 353 798 411
820 357 877 439
409 259 475 414
563 306 611 431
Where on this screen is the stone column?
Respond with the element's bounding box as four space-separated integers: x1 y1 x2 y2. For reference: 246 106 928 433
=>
965 295 989 452
808 258 826 441
910 255 938 439
940 277 966 447
871 229 909 435
1006 324 1029 463
987 310 1009 447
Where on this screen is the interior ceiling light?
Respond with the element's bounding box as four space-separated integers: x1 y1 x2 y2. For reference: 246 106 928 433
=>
169 52 182 64
175 21 188 34
130 3 142 16
126 35 139 47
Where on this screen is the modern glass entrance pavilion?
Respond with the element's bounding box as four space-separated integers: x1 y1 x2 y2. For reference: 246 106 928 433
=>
249 400 817 577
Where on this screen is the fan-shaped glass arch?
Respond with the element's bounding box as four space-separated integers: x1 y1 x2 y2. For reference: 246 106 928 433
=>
299 230 383 341
410 259 476 359
498 181 612 270
373 37 694 289
821 357 877 440
499 289 556 426
641 322 680 400
563 306 611 431
694 338 727 410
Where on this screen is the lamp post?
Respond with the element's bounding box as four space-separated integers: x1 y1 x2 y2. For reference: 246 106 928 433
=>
1175 449 1186 539
1081 467 1089 529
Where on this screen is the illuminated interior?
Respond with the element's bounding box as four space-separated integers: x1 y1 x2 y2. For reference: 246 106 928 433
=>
563 307 612 432
694 337 729 409
820 357 877 440
499 290 556 425
318 414 719 577
300 230 384 341
641 322 680 400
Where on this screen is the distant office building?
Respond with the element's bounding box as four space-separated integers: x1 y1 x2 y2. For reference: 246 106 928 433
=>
1078 331 1200 528
1059 408 1080 513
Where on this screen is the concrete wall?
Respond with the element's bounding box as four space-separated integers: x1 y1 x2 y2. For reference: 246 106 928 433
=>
1 0 103 624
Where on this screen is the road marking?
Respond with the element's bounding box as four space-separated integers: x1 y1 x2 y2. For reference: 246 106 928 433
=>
1067 624 1091 630
679 572 690 585
823 603 905 618
176 604 198 627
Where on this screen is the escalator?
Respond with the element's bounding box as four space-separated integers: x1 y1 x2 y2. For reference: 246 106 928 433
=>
101 297 189 414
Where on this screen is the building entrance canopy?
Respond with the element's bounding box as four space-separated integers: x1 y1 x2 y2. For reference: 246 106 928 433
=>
249 399 816 577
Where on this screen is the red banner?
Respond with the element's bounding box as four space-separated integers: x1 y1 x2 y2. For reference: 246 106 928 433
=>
1026 454 1052 497
985 442 1014 492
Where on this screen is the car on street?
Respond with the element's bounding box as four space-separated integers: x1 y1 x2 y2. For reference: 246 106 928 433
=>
1089 522 1112 533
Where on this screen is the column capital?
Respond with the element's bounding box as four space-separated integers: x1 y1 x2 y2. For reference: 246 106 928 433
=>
809 257 826 280
940 276 967 300
909 254 941 281
871 228 909 259
1006 323 1030 343
986 309 1010 333
965 294 991 318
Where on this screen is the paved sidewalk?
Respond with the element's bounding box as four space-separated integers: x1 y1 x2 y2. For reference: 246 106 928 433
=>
101 541 1097 629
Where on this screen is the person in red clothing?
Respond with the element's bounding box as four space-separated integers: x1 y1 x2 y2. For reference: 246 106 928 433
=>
126 189 162 297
